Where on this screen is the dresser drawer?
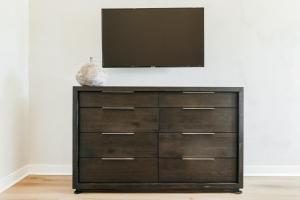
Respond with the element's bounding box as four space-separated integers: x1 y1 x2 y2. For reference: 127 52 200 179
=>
80 158 158 183
159 92 237 107
80 132 157 157
159 133 237 158
79 91 158 107
160 108 237 132
159 158 237 183
80 108 159 132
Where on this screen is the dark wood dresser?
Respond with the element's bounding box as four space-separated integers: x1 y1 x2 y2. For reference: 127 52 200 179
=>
73 86 243 193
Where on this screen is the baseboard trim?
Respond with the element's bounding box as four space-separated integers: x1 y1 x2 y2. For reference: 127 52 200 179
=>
28 164 300 176
0 166 29 193
27 164 72 175
245 165 300 176
1 164 300 193
27 164 300 176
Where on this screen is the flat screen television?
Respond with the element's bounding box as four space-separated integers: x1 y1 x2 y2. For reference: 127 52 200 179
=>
102 8 204 68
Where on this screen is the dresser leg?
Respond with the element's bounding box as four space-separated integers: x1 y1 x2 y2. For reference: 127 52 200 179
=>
74 189 81 194
234 189 242 194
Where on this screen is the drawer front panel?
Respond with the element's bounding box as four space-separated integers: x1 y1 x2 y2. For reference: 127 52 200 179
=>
159 133 237 158
80 108 158 132
159 92 237 107
160 108 237 132
79 92 158 107
80 158 158 183
159 158 237 183
80 132 157 157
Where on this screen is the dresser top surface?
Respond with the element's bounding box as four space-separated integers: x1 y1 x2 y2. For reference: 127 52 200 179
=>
73 86 243 92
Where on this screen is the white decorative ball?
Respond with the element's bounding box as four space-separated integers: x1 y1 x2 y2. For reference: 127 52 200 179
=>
76 58 107 86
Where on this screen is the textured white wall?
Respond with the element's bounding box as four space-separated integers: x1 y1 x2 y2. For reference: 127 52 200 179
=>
0 0 29 179
29 0 300 167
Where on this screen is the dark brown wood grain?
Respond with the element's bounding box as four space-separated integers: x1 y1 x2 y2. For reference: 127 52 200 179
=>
80 132 157 157
75 184 241 193
79 108 159 132
74 86 243 92
79 158 158 183
159 92 237 107
79 91 158 107
159 133 237 158
73 87 79 189
160 108 237 133
73 86 244 193
159 158 237 183
238 88 244 188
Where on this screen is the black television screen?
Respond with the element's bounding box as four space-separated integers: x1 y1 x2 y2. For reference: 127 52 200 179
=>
102 8 204 67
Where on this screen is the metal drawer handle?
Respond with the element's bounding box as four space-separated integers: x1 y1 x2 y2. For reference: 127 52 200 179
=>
182 92 215 94
101 132 135 135
102 91 135 93
182 157 215 161
102 106 135 110
182 107 215 110
181 133 215 135
101 158 135 161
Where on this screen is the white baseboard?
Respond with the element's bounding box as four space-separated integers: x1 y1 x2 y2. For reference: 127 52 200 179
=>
0 166 29 193
7 164 300 176
0 164 71 193
28 164 300 176
1 164 300 193
27 164 72 175
26 164 300 176
245 165 300 176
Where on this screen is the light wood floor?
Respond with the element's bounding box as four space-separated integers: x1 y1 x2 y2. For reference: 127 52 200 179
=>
0 176 300 200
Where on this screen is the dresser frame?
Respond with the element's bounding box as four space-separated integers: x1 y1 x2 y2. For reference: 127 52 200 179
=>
73 86 243 193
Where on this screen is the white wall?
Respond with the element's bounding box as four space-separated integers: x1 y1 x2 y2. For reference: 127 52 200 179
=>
29 0 300 168
0 0 29 179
